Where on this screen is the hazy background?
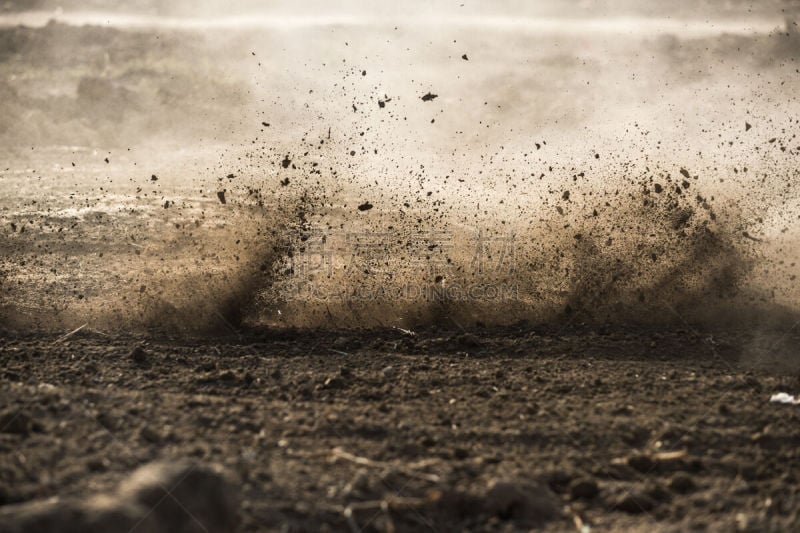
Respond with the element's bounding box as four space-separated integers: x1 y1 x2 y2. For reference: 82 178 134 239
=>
1 0 799 332
2 0 799 18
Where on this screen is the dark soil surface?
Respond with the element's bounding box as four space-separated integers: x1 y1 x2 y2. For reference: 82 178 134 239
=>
2 325 799 532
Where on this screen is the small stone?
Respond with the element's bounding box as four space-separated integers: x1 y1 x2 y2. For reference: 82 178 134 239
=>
381 366 396 378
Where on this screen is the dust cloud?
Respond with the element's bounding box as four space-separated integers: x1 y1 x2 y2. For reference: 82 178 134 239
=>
1 1 800 335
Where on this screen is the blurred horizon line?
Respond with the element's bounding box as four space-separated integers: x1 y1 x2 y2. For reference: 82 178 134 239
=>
0 10 788 36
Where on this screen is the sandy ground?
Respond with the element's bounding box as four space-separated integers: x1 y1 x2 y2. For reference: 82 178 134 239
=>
2 325 799 532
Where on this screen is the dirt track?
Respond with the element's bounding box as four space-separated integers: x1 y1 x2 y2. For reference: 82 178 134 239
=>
2 325 799 532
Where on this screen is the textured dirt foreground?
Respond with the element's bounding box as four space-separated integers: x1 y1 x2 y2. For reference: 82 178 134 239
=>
1 325 799 532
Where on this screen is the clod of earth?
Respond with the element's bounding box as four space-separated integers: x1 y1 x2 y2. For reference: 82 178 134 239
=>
128 345 148 364
569 478 600 500
0 410 32 436
0 460 238 533
668 473 696 494
482 480 561 527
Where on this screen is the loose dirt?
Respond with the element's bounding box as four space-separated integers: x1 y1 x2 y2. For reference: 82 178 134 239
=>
2 325 799 531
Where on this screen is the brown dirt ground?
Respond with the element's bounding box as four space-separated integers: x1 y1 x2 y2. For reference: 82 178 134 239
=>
2 324 799 532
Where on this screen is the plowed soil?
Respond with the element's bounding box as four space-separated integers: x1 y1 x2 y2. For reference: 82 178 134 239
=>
2 325 799 532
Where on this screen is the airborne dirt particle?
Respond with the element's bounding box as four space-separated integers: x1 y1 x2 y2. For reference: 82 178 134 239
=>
216 190 226 204
357 202 374 211
421 92 438 101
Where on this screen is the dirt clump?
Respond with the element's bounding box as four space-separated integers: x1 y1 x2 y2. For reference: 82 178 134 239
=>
0 460 237 533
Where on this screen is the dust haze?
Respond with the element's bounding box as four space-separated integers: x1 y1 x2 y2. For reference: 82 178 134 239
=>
1 0 800 335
